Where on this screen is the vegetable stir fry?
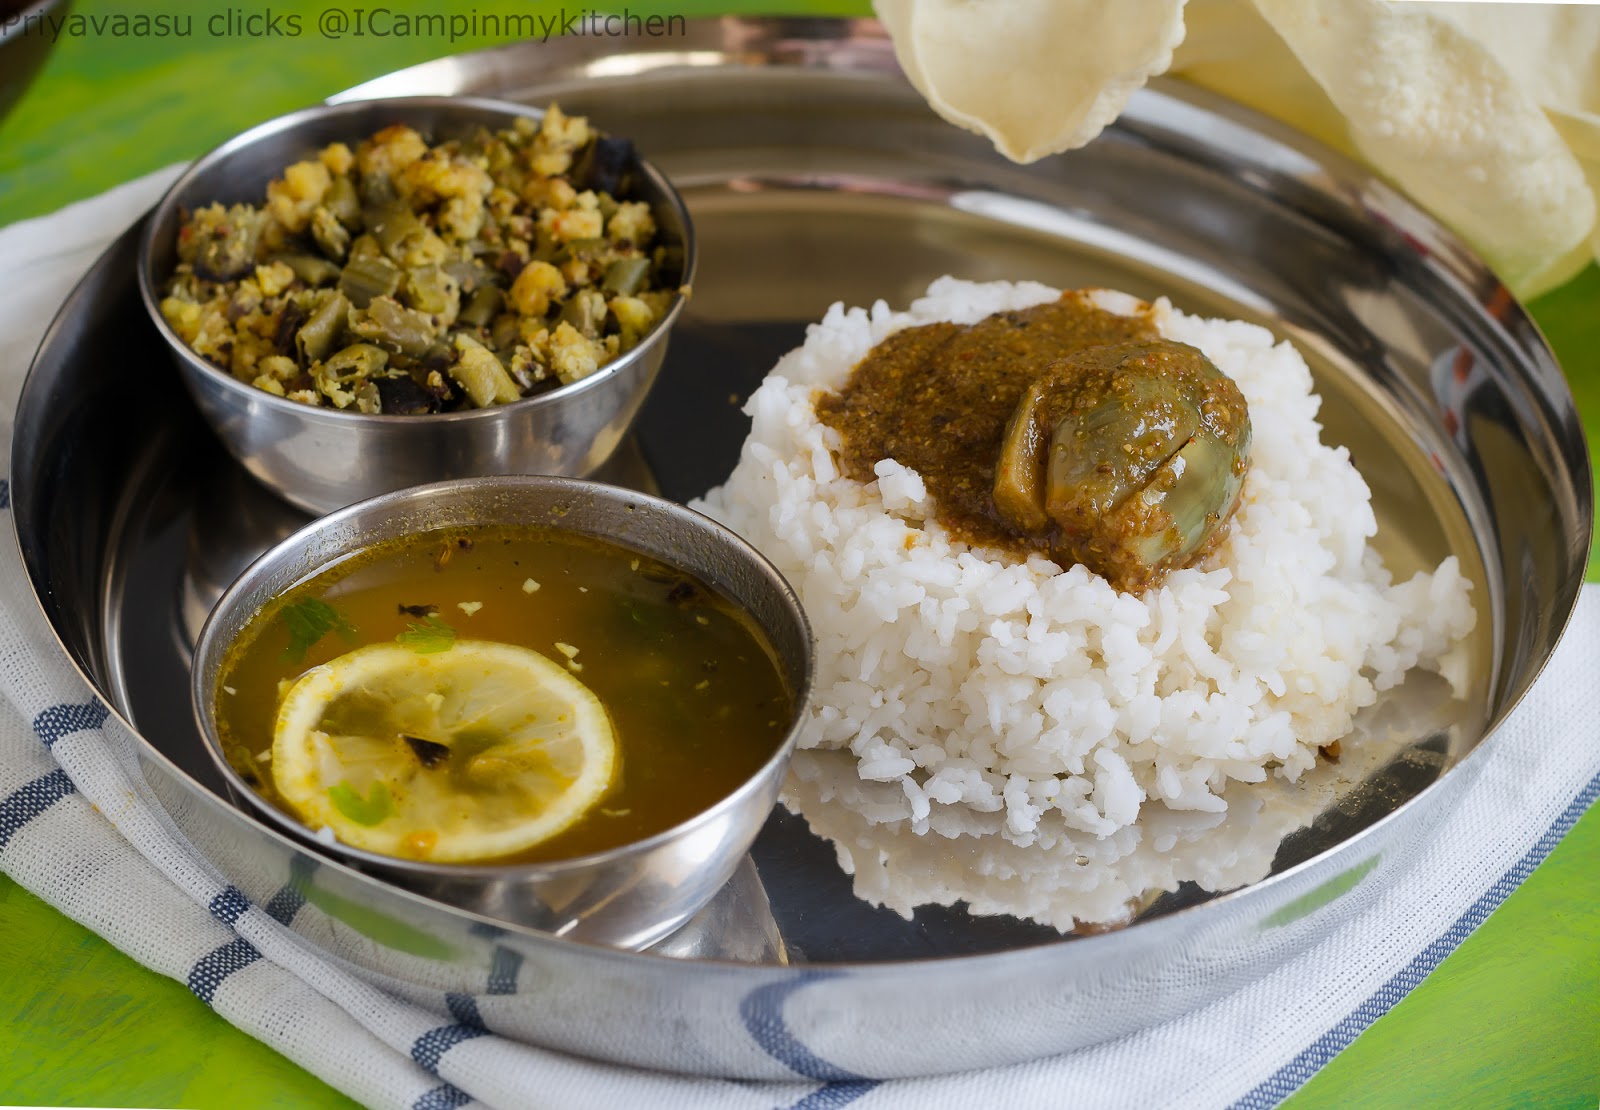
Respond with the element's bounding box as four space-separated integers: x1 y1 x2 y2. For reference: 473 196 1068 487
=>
159 106 682 413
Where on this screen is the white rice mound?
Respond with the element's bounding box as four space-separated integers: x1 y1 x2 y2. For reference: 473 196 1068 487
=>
696 278 1477 929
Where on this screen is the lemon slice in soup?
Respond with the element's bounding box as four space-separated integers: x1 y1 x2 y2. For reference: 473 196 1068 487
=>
270 641 617 862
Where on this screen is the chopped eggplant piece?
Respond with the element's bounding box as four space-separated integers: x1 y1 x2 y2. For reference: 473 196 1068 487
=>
575 135 636 196
375 374 441 415
819 297 1251 593
273 300 309 356
992 378 1052 535
653 243 686 285
420 340 455 374
993 341 1252 592
495 249 528 281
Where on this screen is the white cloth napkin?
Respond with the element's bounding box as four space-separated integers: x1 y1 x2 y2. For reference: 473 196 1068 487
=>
0 172 1596 1110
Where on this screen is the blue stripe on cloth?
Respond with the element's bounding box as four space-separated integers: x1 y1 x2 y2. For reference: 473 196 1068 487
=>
740 973 880 1094
445 992 485 1029
779 1081 881 1110
264 881 306 925
412 1083 474 1110
187 937 263 1005
265 853 318 923
0 768 76 850
486 946 522 995
208 885 251 926
1231 769 1600 1110
411 1023 489 1076
33 700 109 748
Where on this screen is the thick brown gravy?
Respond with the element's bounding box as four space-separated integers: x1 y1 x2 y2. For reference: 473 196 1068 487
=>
815 292 1158 554
816 293 1253 592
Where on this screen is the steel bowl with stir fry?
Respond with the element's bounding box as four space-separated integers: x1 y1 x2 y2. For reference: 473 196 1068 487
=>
138 96 696 514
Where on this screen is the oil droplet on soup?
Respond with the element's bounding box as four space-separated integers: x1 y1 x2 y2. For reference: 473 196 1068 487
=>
215 526 794 864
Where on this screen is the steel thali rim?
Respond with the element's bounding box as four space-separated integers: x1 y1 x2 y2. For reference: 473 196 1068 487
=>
9 15 1590 983
326 16 1591 953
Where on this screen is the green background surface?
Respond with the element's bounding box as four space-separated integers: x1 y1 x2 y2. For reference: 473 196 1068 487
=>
0 2 1596 1107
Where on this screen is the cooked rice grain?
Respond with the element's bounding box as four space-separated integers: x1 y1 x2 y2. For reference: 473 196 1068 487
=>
696 278 1475 929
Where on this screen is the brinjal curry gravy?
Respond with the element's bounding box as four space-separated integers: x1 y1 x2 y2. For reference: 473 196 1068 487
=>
814 292 1252 592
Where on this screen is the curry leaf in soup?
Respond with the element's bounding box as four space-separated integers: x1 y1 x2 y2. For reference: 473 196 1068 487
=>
327 781 394 826
280 598 357 664
397 614 457 654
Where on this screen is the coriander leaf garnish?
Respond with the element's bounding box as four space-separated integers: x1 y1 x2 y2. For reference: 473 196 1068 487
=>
327 781 393 826
396 614 457 654
280 598 356 664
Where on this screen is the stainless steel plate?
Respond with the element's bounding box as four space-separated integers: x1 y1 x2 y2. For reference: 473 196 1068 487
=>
11 18 1589 1079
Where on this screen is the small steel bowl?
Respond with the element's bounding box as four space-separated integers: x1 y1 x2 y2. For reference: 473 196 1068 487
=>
138 96 696 516
190 476 813 948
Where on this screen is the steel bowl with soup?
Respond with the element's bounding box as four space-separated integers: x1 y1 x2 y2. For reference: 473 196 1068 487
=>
190 476 813 948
